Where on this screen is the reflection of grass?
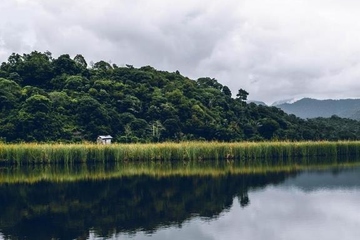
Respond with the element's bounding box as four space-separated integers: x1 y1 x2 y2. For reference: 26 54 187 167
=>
1 141 360 164
0 160 360 184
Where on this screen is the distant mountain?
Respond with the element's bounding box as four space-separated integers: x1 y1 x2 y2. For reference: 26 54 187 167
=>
274 98 360 120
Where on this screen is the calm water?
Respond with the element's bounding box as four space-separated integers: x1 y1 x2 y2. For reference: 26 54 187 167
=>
0 164 359 240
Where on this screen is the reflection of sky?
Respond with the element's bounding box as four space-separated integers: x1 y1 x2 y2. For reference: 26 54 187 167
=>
281 168 360 191
88 187 360 240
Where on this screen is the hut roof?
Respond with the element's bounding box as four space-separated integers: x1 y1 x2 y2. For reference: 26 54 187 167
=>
97 135 113 139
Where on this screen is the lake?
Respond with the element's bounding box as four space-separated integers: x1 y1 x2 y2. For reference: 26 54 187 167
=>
0 162 359 240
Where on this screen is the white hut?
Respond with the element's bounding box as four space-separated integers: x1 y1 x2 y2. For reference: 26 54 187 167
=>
97 135 113 144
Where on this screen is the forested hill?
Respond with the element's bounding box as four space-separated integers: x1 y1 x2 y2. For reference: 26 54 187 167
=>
1 51 360 143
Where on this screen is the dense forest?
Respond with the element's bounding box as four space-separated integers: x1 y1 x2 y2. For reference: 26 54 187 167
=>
1 51 360 143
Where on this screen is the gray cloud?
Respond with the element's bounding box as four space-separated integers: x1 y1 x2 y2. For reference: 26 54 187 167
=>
1 0 360 104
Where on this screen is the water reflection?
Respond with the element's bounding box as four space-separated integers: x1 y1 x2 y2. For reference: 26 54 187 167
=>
118 189 360 240
0 164 359 240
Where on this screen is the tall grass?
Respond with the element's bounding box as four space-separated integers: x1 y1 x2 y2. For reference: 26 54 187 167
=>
1 141 360 164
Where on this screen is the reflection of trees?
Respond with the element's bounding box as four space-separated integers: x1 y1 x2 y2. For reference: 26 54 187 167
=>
239 193 250 207
0 172 297 240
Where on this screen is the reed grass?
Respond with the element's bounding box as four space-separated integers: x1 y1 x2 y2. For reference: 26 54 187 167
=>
1 141 360 164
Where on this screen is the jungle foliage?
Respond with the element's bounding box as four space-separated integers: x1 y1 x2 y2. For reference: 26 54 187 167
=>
1 51 360 142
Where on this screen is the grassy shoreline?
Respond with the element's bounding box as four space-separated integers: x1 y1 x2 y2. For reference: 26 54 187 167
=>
0 141 360 164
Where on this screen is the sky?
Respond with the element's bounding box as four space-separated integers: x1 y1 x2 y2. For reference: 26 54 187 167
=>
1 0 360 105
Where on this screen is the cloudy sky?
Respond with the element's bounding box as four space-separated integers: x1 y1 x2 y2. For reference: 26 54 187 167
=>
1 0 360 104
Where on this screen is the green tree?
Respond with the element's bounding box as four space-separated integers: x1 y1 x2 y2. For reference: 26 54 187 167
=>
222 86 232 97
236 88 249 102
74 54 88 69
52 54 81 76
16 94 62 141
16 51 54 87
258 119 280 140
76 96 111 139
0 78 21 111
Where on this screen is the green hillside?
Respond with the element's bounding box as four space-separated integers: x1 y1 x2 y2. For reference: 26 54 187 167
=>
1 51 360 142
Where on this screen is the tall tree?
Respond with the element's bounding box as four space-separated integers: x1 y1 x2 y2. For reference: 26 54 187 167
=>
236 88 249 102
16 51 54 87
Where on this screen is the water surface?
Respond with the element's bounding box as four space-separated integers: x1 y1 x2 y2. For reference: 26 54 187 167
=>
0 163 359 240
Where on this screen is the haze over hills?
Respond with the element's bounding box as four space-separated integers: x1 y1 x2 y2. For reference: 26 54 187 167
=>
274 98 360 120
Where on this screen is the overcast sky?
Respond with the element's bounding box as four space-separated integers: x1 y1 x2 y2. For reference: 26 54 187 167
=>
1 0 360 104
